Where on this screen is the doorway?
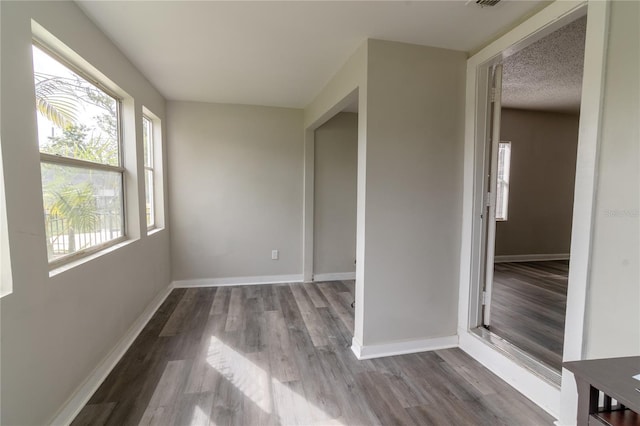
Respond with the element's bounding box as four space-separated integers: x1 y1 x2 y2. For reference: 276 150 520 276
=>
476 13 587 383
313 108 358 284
302 90 360 342
459 1 610 418
311 106 358 337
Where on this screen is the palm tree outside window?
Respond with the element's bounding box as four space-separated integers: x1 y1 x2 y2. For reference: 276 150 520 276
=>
33 43 124 264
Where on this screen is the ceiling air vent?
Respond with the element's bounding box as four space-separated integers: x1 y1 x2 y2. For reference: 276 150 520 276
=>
475 0 501 6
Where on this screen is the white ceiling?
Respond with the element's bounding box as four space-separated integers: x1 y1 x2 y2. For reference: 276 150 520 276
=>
76 0 549 109
502 15 586 113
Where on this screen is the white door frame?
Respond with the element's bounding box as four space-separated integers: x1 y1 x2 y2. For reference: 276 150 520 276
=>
482 63 503 328
457 0 609 422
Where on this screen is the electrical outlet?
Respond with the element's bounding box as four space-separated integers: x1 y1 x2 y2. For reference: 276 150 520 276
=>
271 250 279 260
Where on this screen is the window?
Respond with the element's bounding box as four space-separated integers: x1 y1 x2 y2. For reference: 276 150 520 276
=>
496 141 511 221
33 44 125 264
142 116 155 229
0 142 12 297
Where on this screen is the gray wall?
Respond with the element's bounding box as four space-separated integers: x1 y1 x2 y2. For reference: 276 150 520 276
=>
168 101 304 281
361 40 466 345
584 0 639 359
0 2 170 424
313 112 358 276
495 108 579 257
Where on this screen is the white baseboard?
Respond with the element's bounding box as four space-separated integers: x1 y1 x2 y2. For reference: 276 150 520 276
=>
172 274 303 288
313 272 356 282
49 284 174 426
458 329 560 419
494 253 570 263
351 335 458 360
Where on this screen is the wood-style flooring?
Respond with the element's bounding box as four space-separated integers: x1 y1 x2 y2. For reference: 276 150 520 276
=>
491 261 569 372
73 281 554 425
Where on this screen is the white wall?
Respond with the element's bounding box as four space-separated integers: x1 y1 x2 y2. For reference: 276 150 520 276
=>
583 0 639 359
314 112 358 276
305 39 466 351
361 40 466 345
0 2 170 424
168 101 304 282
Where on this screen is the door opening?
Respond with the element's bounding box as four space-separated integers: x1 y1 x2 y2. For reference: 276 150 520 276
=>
304 92 359 341
475 14 587 383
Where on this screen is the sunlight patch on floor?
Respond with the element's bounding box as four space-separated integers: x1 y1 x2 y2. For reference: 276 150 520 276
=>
205 336 344 425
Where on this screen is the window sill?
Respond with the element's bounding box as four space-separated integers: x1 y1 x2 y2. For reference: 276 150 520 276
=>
147 226 165 237
49 238 137 278
0 286 12 299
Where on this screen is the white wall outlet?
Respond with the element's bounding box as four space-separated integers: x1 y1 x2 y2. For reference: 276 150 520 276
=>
271 249 279 260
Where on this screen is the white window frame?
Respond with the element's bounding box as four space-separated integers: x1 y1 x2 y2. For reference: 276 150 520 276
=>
142 115 155 230
33 41 127 268
496 141 511 221
0 138 12 298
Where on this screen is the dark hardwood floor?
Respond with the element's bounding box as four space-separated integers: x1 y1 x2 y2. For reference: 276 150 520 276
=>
491 260 569 372
73 281 554 425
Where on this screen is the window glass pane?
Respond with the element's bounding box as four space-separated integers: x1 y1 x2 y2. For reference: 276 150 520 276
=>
41 163 123 261
145 169 155 228
143 116 153 168
32 46 120 166
496 181 505 219
496 142 511 221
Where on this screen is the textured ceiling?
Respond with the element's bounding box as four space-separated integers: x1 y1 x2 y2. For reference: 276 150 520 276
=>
502 15 586 113
76 0 548 108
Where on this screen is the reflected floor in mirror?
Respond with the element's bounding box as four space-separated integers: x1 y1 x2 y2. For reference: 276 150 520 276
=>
491 260 569 372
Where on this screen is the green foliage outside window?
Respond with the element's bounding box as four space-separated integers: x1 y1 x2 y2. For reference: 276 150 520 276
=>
33 45 123 261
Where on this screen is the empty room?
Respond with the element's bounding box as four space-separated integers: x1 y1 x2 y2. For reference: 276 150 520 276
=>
0 1 638 426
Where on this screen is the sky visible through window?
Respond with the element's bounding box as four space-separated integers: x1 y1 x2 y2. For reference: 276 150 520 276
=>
33 45 119 165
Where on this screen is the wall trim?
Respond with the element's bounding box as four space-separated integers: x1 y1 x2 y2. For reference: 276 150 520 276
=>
313 271 356 282
172 274 303 288
351 335 458 360
494 253 570 263
49 284 174 426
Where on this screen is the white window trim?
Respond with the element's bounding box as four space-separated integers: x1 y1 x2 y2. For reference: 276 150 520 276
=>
0 138 12 298
495 141 511 222
33 41 128 269
142 107 164 233
142 115 156 230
